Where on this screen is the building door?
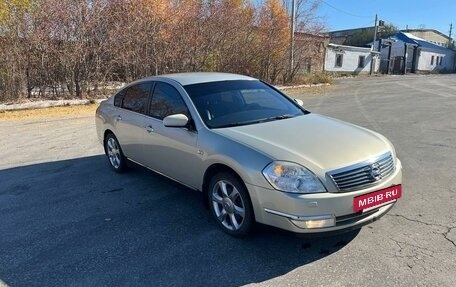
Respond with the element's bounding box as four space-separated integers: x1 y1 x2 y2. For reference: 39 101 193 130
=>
392 56 403 74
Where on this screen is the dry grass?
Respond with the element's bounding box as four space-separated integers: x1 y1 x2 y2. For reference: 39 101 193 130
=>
283 84 333 97
0 104 98 121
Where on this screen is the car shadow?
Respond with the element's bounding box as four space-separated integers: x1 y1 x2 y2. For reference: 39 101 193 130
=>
0 155 360 286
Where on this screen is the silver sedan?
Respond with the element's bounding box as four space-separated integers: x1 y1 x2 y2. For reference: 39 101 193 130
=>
95 72 402 236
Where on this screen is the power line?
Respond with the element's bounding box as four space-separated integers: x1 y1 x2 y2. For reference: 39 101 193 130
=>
321 0 372 18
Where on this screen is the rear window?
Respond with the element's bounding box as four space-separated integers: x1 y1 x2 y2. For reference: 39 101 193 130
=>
117 83 152 114
114 90 125 107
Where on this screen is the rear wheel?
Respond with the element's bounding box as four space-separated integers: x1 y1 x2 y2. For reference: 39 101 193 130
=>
104 133 127 173
208 172 254 237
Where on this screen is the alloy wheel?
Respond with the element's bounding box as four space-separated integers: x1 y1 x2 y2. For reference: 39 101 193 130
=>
211 180 246 231
106 137 121 169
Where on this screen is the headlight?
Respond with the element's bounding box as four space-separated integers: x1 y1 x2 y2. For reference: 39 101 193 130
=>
262 161 326 193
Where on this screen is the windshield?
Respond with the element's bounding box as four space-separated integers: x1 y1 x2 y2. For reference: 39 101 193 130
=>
184 80 307 128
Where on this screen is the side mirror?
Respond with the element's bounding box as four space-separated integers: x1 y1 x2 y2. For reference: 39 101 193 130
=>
294 98 304 107
163 114 189 128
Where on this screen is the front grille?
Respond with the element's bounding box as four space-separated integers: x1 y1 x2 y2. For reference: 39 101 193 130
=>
328 152 395 192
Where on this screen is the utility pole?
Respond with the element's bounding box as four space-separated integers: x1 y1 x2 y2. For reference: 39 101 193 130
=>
370 14 378 75
289 0 296 81
371 14 378 51
449 23 453 48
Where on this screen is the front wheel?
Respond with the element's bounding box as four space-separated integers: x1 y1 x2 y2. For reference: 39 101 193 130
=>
104 133 127 173
208 172 254 237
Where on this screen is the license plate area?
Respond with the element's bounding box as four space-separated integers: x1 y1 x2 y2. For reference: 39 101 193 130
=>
353 185 402 212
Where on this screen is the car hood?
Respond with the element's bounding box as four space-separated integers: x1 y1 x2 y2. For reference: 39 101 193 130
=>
212 114 392 173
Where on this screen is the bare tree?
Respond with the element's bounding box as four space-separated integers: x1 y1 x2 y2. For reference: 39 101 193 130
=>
0 0 325 102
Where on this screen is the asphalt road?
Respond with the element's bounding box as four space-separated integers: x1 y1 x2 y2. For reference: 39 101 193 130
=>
1 75 455 287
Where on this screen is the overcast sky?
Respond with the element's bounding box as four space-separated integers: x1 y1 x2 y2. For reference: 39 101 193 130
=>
317 0 455 36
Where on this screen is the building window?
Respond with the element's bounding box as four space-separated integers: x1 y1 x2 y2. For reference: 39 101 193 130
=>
440 56 443 65
335 54 343 67
436 56 440 65
358 56 365 68
431 56 434 65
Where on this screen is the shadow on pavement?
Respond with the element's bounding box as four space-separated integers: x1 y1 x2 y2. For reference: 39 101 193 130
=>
0 156 360 286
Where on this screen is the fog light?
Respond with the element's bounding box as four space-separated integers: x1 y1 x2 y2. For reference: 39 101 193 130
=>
291 215 335 229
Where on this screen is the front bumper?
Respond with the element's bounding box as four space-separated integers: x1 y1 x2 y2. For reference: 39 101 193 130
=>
247 159 402 234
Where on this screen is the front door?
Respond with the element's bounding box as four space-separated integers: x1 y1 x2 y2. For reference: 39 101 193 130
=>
142 82 202 189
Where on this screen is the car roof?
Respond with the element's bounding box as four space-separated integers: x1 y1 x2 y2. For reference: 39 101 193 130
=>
140 72 257 86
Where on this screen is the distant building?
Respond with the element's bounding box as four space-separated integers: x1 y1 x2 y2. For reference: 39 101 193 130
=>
401 29 452 48
328 27 375 45
330 27 454 49
377 32 455 74
324 44 380 74
294 32 329 74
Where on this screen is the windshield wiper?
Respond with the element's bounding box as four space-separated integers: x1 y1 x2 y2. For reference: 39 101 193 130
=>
257 114 298 123
214 114 298 129
215 119 264 128
268 114 297 120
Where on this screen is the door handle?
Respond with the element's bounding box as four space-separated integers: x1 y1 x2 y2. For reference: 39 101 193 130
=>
145 125 154 133
115 115 122 122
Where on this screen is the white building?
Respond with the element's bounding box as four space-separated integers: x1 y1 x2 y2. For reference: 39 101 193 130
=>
378 32 455 74
324 44 380 74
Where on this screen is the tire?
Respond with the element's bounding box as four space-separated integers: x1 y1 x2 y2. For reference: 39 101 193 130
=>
208 172 254 237
104 133 127 173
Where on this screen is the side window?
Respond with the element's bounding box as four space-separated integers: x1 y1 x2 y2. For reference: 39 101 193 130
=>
121 83 151 114
149 82 189 119
114 89 126 107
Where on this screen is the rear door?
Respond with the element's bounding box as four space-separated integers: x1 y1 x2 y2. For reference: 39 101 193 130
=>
112 82 152 161
141 81 201 189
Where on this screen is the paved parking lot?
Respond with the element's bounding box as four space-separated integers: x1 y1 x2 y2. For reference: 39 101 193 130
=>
1 75 455 287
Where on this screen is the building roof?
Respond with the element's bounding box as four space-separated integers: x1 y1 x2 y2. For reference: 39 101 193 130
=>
327 43 380 53
329 26 375 37
400 29 451 41
392 32 453 52
370 32 454 52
